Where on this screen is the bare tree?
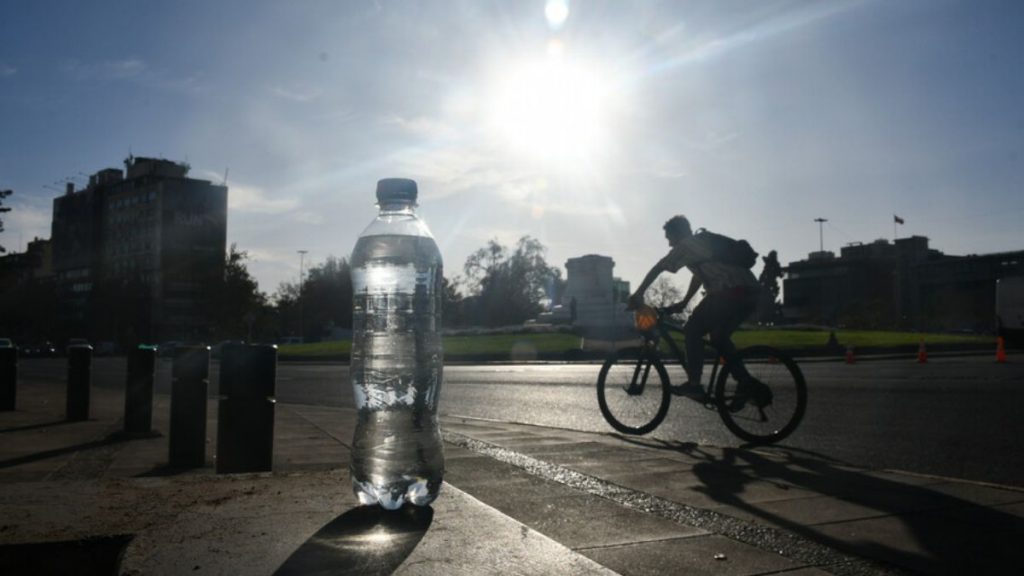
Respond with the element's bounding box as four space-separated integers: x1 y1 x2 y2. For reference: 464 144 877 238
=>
646 277 691 320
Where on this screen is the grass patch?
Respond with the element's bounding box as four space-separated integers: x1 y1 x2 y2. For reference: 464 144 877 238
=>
673 328 992 350
279 332 583 360
279 340 351 358
444 333 582 357
278 328 992 359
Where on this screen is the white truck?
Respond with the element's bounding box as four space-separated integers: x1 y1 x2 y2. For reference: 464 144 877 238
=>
996 276 1024 344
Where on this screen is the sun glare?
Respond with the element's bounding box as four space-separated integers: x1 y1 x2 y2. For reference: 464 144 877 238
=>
486 52 617 169
545 0 570 30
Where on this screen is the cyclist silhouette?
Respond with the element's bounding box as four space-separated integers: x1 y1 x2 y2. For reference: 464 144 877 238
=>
629 215 767 404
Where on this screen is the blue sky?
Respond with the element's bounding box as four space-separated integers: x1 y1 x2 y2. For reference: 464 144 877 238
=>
2 0 1022 296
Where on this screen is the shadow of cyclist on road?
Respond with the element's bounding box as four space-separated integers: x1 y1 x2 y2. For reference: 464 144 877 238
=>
684 446 1023 574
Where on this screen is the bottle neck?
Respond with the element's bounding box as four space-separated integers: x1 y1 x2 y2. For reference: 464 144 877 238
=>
378 202 417 216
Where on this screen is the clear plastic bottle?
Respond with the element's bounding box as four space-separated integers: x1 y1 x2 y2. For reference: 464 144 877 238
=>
349 178 444 509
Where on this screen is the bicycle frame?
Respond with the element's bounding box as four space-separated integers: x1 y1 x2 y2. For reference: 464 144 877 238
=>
643 311 722 402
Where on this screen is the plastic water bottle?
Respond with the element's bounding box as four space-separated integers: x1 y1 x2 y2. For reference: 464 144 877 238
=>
349 178 444 509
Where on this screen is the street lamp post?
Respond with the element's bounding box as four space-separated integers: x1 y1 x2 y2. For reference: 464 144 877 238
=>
814 218 828 253
298 250 308 342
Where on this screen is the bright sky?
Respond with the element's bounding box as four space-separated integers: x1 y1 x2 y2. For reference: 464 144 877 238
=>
2 0 1023 296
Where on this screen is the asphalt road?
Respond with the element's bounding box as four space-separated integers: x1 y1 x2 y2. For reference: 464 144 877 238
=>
16 353 1024 487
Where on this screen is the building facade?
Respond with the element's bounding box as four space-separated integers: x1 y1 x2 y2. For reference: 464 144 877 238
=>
540 254 632 331
51 157 228 343
783 236 1024 331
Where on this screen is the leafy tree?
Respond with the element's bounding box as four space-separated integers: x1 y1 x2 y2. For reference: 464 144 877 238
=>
211 244 268 340
646 277 690 320
0 189 11 254
270 281 300 339
298 256 353 341
441 275 465 327
462 236 562 327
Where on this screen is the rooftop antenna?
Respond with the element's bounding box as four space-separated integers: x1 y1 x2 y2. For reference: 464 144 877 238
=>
221 167 229 186
814 218 828 252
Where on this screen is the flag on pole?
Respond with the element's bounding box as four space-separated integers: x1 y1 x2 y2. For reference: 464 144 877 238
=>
894 215 905 225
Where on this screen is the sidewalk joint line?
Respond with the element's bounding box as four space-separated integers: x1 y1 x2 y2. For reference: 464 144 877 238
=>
443 430 909 576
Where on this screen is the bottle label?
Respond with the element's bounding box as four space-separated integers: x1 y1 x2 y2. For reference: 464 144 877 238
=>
350 261 441 412
351 263 419 294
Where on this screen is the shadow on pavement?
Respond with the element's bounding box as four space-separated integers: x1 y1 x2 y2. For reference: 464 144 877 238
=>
0 431 132 470
687 445 1023 574
133 464 201 478
0 534 133 576
274 505 433 575
0 420 75 434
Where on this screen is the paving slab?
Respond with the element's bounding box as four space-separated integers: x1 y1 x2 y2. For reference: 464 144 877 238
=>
811 510 1021 574
580 534 807 576
0 471 618 576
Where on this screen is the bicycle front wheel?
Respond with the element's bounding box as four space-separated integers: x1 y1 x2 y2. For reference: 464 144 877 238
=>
597 348 671 435
714 345 807 445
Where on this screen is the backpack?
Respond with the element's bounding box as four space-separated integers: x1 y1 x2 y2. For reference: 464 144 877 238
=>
694 228 758 268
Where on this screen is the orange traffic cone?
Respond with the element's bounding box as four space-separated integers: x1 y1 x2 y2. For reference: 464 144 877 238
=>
997 336 1007 363
917 340 928 363
845 344 855 364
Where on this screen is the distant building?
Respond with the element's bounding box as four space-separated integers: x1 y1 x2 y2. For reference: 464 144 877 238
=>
783 236 1024 331
51 156 228 342
0 237 52 292
540 254 632 331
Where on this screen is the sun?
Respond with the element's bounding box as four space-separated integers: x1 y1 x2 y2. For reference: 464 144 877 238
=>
485 49 618 169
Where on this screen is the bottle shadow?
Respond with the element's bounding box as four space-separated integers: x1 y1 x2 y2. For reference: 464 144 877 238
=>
274 505 433 576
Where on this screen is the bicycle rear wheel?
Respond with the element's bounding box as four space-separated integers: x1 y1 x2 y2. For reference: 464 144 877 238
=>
597 348 671 435
714 345 807 444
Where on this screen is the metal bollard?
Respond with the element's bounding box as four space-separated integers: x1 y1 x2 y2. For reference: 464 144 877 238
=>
67 345 93 421
124 346 157 435
0 347 17 411
216 343 277 474
169 345 210 468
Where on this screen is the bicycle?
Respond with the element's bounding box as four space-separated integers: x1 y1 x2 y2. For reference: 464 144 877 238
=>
596 305 807 444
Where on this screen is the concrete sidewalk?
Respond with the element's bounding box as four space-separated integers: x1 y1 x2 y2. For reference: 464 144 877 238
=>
1 379 1022 575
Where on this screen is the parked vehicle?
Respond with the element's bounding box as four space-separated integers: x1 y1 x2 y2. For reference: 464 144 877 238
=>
157 341 182 358
212 340 245 359
0 338 13 348
20 341 57 357
94 341 118 356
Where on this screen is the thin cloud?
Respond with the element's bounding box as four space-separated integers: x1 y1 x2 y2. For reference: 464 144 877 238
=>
227 182 299 214
649 0 866 73
0 64 16 78
64 58 147 80
62 57 204 95
272 84 323 102
292 211 325 225
106 58 147 78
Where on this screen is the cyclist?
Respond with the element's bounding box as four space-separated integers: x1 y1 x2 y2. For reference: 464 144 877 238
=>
628 215 770 408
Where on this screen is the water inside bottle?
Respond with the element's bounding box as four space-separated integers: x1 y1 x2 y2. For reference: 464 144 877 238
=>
350 233 444 509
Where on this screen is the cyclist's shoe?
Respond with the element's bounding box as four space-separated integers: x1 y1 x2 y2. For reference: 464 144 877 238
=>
670 382 705 399
728 378 773 412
